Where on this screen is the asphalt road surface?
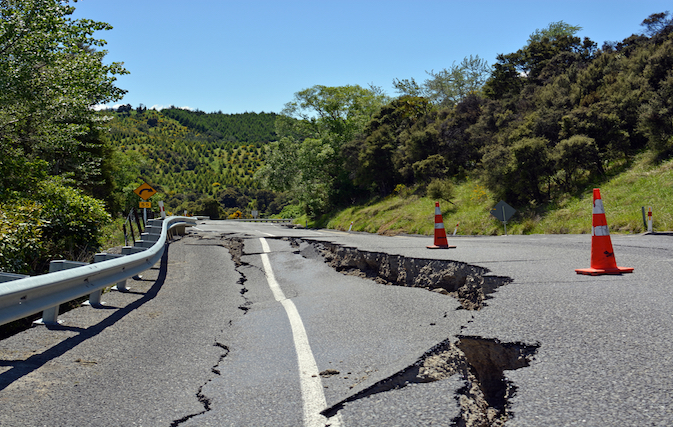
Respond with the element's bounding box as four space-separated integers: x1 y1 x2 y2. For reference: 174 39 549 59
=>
1 220 672 426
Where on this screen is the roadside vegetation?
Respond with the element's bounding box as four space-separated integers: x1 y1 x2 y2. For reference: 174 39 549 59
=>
1 1 672 277
321 152 673 235
261 14 673 237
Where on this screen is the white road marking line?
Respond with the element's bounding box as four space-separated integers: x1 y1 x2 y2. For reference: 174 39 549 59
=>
256 230 276 237
259 238 342 427
260 253 286 302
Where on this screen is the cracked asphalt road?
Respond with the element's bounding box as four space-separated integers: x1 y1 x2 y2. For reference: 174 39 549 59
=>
0 235 243 426
1 221 672 426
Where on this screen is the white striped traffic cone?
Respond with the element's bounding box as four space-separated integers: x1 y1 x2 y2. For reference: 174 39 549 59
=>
427 202 456 249
575 189 633 275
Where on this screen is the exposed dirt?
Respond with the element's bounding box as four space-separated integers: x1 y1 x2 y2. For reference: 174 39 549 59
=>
322 336 539 427
220 236 539 427
288 238 538 426
298 239 511 310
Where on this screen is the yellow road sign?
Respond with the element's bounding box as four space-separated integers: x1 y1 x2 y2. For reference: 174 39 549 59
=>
133 183 157 200
139 201 152 209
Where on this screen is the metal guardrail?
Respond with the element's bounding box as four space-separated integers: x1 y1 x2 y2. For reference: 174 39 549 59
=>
0 216 196 327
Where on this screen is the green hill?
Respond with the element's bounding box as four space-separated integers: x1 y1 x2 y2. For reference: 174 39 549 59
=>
321 152 673 236
107 107 287 217
263 13 673 234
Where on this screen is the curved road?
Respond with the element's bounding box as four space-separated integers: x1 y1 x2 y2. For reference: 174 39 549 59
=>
1 220 672 426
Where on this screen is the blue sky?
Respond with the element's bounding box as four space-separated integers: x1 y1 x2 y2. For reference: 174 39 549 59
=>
72 0 671 114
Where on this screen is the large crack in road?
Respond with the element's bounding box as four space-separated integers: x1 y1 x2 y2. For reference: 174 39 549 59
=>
171 236 241 426
293 238 540 426
207 235 539 427
298 239 512 311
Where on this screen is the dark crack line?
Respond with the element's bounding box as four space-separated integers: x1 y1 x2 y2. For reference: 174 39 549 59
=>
170 342 230 426
218 238 256 313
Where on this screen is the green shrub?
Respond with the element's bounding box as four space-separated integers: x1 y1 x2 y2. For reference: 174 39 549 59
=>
426 178 454 202
0 200 45 273
198 197 222 219
277 204 303 218
393 184 413 198
38 179 111 260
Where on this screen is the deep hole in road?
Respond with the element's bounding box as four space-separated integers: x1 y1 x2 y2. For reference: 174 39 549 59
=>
321 336 539 427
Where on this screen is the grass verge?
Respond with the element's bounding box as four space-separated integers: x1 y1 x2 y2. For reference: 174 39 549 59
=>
319 153 673 236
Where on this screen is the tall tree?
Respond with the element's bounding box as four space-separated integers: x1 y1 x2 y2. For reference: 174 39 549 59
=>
640 11 673 38
258 85 386 214
344 96 431 195
483 22 594 97
526 21 582 45
394 55 490 107
0 0 127 200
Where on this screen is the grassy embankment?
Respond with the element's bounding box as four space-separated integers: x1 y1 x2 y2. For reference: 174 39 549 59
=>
314 153 673 236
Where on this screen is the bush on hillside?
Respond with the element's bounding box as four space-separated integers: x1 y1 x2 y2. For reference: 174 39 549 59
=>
0 201 45 274
38 179 111 263
426 178 454 202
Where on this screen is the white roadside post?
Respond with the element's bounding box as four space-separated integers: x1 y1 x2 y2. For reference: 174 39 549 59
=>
648 206 653 233
159 200 166 219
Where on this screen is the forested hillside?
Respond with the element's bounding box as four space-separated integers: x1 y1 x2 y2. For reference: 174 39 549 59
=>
259 13 673 221
107 107 288 218
162 108 277 143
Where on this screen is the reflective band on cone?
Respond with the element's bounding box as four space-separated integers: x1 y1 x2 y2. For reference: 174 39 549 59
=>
576 188 633 275
427 202 456 249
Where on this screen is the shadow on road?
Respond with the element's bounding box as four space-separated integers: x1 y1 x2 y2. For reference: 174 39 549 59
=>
0 247 170 391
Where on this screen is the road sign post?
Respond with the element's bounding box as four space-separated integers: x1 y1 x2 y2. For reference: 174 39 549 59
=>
490 200 516 235
139 201 151 224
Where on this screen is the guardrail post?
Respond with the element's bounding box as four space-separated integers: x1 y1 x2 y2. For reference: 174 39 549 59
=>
34 260 89 325
94 253 129 292
122 246 148 255
85 289 103 307
39 306 60 325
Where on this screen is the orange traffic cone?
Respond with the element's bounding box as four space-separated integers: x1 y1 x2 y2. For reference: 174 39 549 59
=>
427 202 456 249
575 189 633 275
